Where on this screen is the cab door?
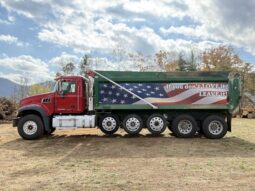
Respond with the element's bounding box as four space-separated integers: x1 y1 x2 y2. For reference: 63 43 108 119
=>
54 79 79 114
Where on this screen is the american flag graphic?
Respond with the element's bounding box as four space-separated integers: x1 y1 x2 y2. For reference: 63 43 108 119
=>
99 82 228 105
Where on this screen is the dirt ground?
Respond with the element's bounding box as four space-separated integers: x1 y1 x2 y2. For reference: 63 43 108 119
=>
0 119 255 191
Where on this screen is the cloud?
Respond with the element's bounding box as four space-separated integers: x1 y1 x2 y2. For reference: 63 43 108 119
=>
0 19 12 25
0 0 56 20
0 52 87 84
122 0 187 18
2 0 196 55
0 15 15 25
49 52 80 73
0 34 18 43
160 25 216 41
186 0 255 55
38 17 217 56
1 0 255 62
0 55 52 84
49 52 79 66
0 34 28 47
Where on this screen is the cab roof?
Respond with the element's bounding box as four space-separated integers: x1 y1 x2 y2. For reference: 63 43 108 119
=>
55 75 85 80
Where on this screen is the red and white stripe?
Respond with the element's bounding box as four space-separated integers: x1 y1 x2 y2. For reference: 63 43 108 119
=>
134 82 228 105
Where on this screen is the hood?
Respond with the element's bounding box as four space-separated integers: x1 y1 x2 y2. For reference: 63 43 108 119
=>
20 92 53 107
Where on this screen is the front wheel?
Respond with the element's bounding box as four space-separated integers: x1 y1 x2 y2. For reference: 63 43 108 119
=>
17 114 44 140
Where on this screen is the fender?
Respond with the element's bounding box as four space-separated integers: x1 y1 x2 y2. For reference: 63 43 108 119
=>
17 105 51 132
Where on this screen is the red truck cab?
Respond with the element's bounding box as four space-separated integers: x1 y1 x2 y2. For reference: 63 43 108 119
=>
13 76 91 139
19 76 86 116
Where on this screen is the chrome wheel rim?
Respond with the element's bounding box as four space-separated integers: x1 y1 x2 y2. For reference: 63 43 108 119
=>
149 117 164 131
23 121 38 135
102 117 117 131
208 120 223 135
178 120 192 134
126 117 141 132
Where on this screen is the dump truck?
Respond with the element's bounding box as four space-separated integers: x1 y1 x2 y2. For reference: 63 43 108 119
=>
13 70 241 140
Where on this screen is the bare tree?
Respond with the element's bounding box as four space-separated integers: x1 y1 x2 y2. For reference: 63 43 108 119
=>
55 72 62 77
17 76 30 99
128 51 151 71
113 39 127 71
154 50 179 72
62 62 75 75
201 45 242 71
239 63 255 95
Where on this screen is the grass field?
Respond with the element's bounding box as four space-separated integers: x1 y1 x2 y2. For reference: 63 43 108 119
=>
0 118 255 191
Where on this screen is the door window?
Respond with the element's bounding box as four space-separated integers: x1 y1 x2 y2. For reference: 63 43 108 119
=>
60 81 76 94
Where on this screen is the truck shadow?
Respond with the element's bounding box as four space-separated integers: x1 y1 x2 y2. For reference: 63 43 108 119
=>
2 133 255 159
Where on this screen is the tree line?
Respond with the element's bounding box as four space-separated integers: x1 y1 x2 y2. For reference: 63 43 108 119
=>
12 45 255 97
80 45 255 94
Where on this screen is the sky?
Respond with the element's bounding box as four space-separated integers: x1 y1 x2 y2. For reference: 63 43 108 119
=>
0 0 255 84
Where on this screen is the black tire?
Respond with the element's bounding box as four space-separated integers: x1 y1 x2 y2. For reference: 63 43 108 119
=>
172 114 197 138
99 114 120 135
17 114 44 140
123 114 143 135
202 115 227 139
147 114 167 135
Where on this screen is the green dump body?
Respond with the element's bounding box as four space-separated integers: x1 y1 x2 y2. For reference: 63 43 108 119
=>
94 71 241 114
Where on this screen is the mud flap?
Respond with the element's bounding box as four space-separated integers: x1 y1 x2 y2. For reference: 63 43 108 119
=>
12 118 19 127
227 113 232 132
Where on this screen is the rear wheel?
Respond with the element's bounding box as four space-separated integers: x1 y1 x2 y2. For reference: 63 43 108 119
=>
123 114 143 135
172 115 197 138
17 114 44 140
99 114 119 135
147 114 167 135
202 115 227 139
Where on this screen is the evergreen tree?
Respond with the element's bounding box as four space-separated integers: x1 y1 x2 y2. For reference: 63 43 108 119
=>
177 53 188 71
187 50 197 71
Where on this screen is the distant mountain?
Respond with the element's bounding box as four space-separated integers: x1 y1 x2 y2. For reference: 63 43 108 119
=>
0 78 21 97
0 78 55 97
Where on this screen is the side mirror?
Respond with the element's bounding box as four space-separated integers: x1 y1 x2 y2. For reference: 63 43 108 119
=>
58 80 66 97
